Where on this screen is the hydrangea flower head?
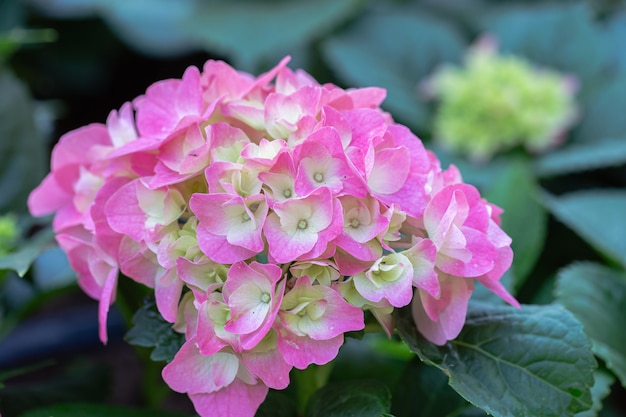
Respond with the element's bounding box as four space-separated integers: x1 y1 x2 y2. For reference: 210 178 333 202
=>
29 56 518 417
425 36 578 161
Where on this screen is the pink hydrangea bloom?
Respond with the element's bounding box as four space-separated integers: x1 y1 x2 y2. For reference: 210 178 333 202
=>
29 56 518 417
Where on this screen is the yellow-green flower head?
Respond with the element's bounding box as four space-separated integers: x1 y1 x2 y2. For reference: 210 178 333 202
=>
425 36 578 161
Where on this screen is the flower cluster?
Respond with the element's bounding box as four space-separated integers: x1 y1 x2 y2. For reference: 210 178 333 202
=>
424 37 578 161
28 56 518 417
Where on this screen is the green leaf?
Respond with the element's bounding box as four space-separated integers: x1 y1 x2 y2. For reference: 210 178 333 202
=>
0 65 47 214
322 10 465 131
20 403 194 417
256 390 298 417
542 190 626 269
306 379 392 417
484 158 547 288
604 11 626 75
534 138 626 177
124 297 185 362
392 358 475 417
0 360 54 387
555 262 626 388
0 0 24 32
396 302 597 417
0 227 55 277
574 76 626 143
478 3 607 90
184 0 363 71
575 369 615 417
0 362 111 417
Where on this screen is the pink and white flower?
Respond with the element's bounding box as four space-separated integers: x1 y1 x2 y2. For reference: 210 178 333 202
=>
29 55 518 417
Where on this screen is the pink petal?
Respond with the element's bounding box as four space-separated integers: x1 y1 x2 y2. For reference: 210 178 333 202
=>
162 339 239 395
403 238 440 298
437 228 497 278
276 331 344 369
189 378 268 417
412 275 474 345
368 146 411 195
28 173 72 217
241 346 292 390
97 266 118 344
155 268 184 323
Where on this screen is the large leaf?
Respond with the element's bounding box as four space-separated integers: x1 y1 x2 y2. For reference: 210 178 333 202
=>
0 65 46 214
322 10 465 131
555 262 626 388
306 379 392 417
542 190 626 269
124 297 185 362
604 11 626 75
534 137 626 177
574 76 626 143
28 0 198 57
21 403 194 417
184 0 363 71
484 158 546 289
477 2 607 90
396 302 596 417
575 369 614 417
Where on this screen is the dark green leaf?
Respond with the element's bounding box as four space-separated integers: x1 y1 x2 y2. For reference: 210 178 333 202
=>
0 362 111 417
0 228 55 277
534 138 626 177
396 302 596 417
322 10 465 131
24 0 196 57
575 369 615 417
542 190 626 269
184 0 363 71
0 65 47 214
555 262 626 388
125 297 185 362
256 390 298 417
306 379 392 417
392 357 474 417
478 3 607 90
484 158 546 288
331 333 410 385
20 403 194 417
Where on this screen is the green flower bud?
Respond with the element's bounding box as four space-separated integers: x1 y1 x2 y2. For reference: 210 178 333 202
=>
425 37 578 161
0 215 18 256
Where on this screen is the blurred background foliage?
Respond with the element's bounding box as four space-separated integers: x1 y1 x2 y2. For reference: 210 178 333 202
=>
1 0 626 416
